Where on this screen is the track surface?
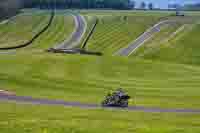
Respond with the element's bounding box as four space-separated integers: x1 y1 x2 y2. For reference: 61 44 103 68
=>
116 20 178 56
55 14 86 49
0 94 200 114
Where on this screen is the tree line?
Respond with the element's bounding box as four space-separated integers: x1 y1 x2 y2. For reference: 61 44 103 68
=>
0 0 156 14
22 0 132 9
0 0 133 20
0 0 157 20
22 0 157 10
183 3 200 11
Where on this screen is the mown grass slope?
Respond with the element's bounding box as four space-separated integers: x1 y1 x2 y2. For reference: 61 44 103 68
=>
1 10 200 133
25 11 75 51
0 103 200 133
86 15 163 55
132 23 200 65
0 10 75 51
133 22 183 57
0 53 200 109
0 12 50 48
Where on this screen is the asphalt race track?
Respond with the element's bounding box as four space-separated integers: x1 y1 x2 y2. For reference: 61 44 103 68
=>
116 16 199 56
54 14 86 49
0 93 200 114
116 20 178 56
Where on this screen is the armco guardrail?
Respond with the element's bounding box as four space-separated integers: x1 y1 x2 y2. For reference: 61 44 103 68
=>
0 10 55 50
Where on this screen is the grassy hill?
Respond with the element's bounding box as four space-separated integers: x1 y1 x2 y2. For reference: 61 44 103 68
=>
1 53 200 109
0 10 75 50
1 10 200 133
133 23 200 65
24 11 75 51
80 10 171 55
0 102 200 133
86 15 162 55
133 22 184 57
0 12 50 48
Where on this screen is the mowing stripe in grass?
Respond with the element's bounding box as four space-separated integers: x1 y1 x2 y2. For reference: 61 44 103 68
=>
116 20 179 56
0 15 49 47
87 16 162 55
132 22 184 57
0 14 46 43
24 12 75 51
0 11 54 50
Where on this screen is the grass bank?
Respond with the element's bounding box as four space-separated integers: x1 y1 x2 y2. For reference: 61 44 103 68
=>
0 53 200 109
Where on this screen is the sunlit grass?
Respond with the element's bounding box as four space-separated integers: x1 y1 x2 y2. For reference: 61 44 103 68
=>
0 12 50 48
0 102 200 133
86 15 162 54
133 23 200 65
24 12 75 51
0 53 200 109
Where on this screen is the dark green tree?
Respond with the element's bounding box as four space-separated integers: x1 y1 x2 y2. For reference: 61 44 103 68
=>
148 3 153 10
140 1 146 9
20 0 131 9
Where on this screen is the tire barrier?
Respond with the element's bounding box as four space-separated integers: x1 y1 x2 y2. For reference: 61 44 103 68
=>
0 10 55 50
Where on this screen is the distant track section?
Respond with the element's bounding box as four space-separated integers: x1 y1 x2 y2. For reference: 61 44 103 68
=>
116 16 200 56
116 20 178 56
54 14 86 49
0 11 54 50
0 94 200 114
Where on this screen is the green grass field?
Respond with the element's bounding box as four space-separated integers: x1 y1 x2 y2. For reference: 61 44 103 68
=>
0 102 200 133
0 12 50 48
24 11 75 51
85 15 164 55
133 23 200 65
1 53 200 109
0 10 75 50
1 10 200 133
133 22 184 57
